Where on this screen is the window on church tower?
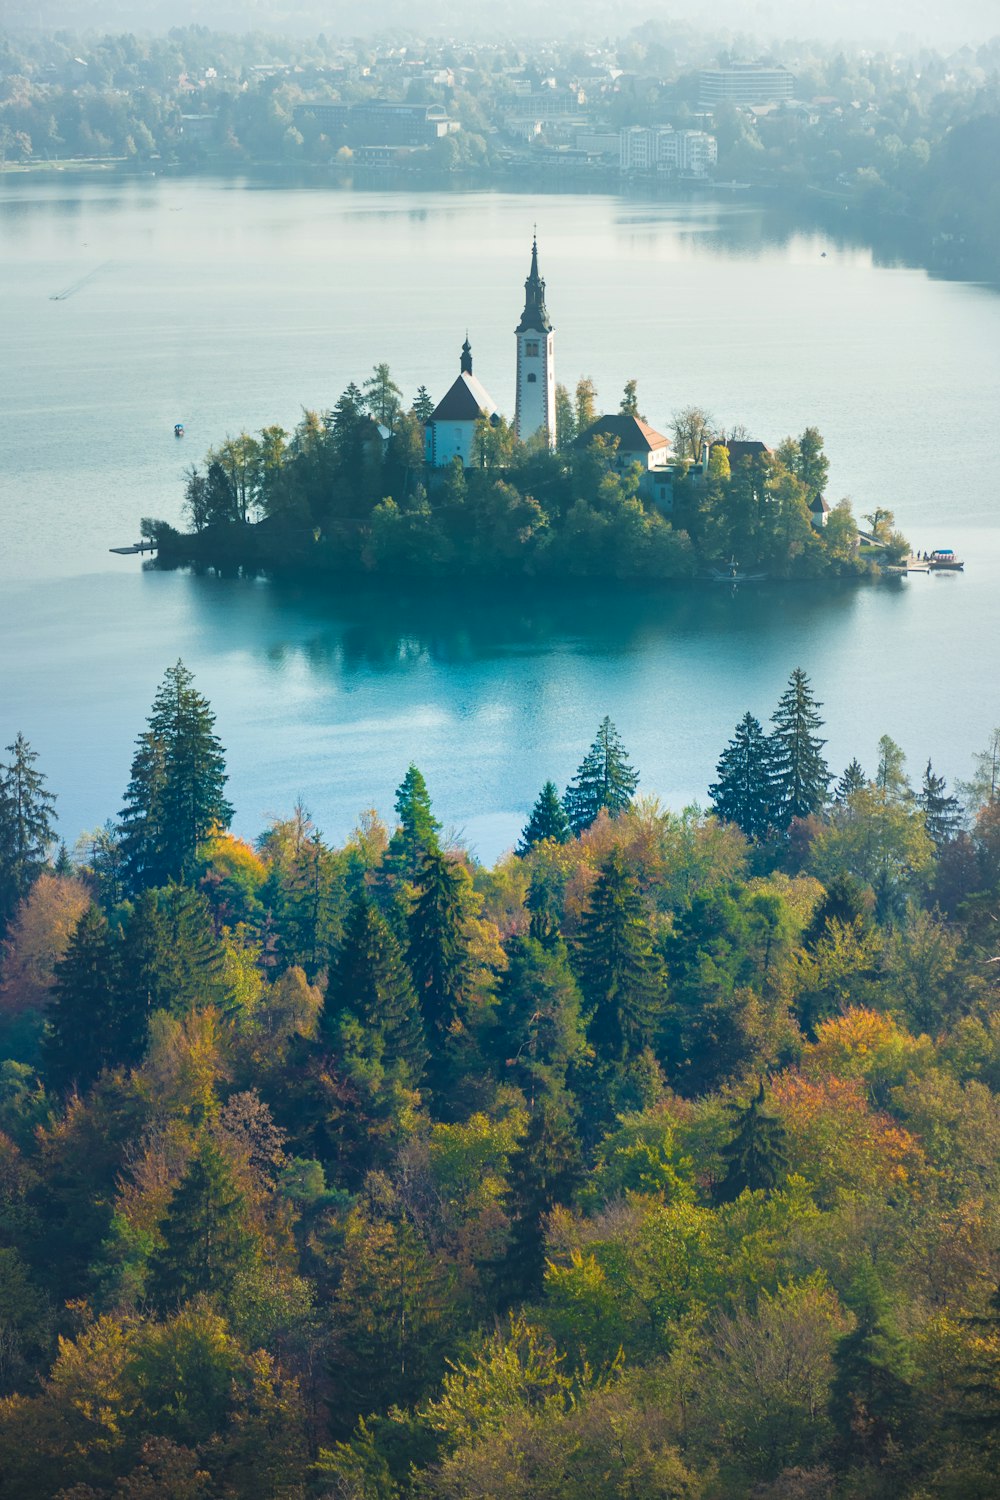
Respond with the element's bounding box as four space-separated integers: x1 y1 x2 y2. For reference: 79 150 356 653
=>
527 373 537 383
525 340 540 357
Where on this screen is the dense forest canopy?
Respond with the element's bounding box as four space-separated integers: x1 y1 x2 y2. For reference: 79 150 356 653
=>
0 665 998 1497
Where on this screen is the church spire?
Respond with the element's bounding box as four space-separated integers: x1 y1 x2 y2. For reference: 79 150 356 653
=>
516 234 552 334
460 336 473 374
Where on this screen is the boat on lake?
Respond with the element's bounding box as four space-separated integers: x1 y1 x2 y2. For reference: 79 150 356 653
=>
709 557 768 583
174 422 184 437
928 549 964 571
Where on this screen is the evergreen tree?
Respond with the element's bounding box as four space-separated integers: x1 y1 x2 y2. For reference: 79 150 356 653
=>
412 385 434 423
575 850 665 1064
769 668 831 829
562 718 639 835
385 764 441 882
708 712 775 841
273 827 342 978
326 890 427 1087
362 362 402 430
834 758 866 803
490 934 584 1103
119 662 233 894
516 781 571 856
956 1281 1000 1439
503 1092 582 1300
42 905 123 1094
119 884 228 1022
147 1137 257 1311
407 848 470 1104
919 759 962 846
715 1080 789 1202
830 1261 914 1464
0 733 58 933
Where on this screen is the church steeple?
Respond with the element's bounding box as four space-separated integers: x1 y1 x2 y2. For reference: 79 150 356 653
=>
516 235 552 335
460 337 473 374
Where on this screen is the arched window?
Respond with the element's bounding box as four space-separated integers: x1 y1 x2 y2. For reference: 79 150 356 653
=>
527 372 537 383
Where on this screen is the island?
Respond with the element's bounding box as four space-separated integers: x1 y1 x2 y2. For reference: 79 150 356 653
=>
148 241 907 586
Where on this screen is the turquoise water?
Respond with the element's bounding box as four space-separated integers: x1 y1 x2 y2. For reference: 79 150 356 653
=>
2 178 998 856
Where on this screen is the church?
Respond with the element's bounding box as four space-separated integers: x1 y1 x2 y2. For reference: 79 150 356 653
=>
424 237 556 466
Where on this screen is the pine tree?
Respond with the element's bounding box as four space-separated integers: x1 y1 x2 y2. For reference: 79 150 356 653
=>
407 848 470 1104
491 934 584 1103
715 1081 789 1202
562 718 639 835
119 884 228 1022
516 781 571 856
0 733 58 933
575 850 665 1063
326 891 426 1087
919 759 962 847
385 764 441 882
708 712 775 841
834 758 866 803
830 1261 914 1462
769 668 831 829
119 663 232 894
503 1092 582 1300
412 385 434 423
274 828 342 978
147 1137 257 1311
42 905 123 1094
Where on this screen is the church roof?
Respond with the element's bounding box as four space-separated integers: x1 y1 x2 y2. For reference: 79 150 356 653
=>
428 370 498 424
516 236 552 334
575 413 670 453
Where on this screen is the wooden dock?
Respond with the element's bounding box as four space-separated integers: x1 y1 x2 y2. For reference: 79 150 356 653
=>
109 541 156 556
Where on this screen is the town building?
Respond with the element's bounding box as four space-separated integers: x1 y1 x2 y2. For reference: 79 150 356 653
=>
619 126 718 177
292 100 458 147
698 63 795 109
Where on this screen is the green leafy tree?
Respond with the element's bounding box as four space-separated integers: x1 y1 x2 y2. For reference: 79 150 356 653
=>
147 1137 258 1312
362 362 403 430
715 1080 789 1202
575 849 665 1064
0 733 57 934
709 712 775 841
919 758 962 846
516 781 571 855
574 376 598 434
619 378 642 417
562 717 639 835
875 733 910 801
769 668 831 829
119 662 233 894
554 382 576 448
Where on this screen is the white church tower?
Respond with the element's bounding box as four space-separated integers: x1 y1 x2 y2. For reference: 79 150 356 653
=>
514 237 555 448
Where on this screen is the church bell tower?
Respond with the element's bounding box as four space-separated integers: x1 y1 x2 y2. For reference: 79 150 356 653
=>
515 236 555 448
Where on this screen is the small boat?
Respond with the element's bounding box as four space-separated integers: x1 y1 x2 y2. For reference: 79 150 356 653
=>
174 422 185 437
709 557 768 584
928 549 964 571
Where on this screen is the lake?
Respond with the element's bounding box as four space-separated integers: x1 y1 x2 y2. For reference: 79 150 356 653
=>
2 175 998 858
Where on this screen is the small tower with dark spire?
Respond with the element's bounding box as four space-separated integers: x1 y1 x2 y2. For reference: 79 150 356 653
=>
515 236 555 448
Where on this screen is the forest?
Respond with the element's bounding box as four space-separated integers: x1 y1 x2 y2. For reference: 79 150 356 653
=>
0 662 997 1497
151 372 890 583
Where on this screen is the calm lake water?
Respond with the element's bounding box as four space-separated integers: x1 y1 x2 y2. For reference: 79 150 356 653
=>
2 176 999 857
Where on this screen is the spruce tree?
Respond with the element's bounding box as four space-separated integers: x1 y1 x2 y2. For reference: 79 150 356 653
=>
575 850 665 1063
42 905 122 1094
119 885 228 1021
834 758 866 803
412 385 434 423
503 1092 582 1300
0 733 58 934
326 890 426 1087
830 1261 914 1463
490 934 584 1102
562 717 639 835
715 1080 789 1202
407 848 470 1103
919 759 962 847
516 781 571 856
385 764 441 882
708 712 775 841
147 1136 257 1311
119 662 233 894
769 668 831 829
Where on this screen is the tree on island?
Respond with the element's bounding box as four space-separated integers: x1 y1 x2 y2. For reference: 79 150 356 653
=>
412 385 434 423
562 718 639 835
769 668 831 830
671 405 717 463
835 758 867 803
709 712 775 842
119 661 233 894
619 379 645 420
0 732 57 935
362 362 403 431
516 782 571 856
